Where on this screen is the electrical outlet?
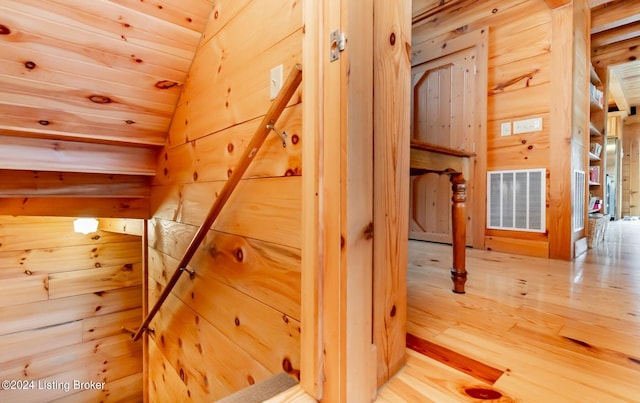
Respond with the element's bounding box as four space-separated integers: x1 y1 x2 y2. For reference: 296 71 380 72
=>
501 122 511 136
513 117 542 134
270 64 283 100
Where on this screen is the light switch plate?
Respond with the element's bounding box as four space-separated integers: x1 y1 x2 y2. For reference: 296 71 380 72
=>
513 117 542 134
270 64 283 100
501 122 511 136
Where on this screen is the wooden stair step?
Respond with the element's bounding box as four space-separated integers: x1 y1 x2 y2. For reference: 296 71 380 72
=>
217 373 298 403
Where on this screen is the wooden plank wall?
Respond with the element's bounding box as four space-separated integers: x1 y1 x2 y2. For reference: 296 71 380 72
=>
622 122 640 217
0 216 142 402
412 0 584 258
146 1 303 400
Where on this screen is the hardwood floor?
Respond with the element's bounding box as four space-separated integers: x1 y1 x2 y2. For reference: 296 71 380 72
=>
377 220 640 402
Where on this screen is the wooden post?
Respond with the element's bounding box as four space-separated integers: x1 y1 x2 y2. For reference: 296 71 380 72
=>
450 173 467 293
373 0 411 388
549 5 575 260
142 219 149 403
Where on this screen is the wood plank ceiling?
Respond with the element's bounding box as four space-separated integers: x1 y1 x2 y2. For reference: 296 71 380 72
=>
0 0 214 178
590 0 640 112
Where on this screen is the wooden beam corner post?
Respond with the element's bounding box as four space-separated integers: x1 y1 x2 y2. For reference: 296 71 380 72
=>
302 0 383 400
549 4 575 260
373 0 411 389
300 0 324 398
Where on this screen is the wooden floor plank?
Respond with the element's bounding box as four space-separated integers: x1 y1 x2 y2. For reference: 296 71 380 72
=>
378 220 640 401
437 325 636 402
378 350 513 402
406 333 504 384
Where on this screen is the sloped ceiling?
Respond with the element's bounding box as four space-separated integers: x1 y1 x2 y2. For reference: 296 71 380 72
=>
0 0 214 176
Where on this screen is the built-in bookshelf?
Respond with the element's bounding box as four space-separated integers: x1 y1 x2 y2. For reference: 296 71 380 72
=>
589 63 605 214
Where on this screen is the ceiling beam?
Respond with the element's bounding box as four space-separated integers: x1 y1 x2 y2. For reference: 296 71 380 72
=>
592 36 640 68
591 0 640 34
591 20 640 47
0 170 150 198
0 197 150 219
608 68 630 112
0 135 157 176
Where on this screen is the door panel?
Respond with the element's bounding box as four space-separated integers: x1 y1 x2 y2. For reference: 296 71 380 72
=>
410 47 476 244
409 173 452 244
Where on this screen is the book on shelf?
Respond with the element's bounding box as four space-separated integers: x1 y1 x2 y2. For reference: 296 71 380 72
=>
589 166 600 184
589 83 603 108
589 197 601 212
590 142 602 158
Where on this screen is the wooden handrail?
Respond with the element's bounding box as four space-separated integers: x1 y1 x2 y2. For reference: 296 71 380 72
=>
132 64 303 341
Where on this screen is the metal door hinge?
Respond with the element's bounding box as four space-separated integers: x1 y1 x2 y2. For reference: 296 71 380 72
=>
330 30 346 62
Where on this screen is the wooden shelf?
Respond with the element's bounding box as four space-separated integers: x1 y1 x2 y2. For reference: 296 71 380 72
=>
590 96 603 111
590 63 602 86
588 61 605 219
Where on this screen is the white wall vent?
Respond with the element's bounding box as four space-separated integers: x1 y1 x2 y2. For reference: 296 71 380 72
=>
487 169 546 232
573 169 585 231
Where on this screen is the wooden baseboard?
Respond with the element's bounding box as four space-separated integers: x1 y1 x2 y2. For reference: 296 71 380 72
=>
485 236 549 258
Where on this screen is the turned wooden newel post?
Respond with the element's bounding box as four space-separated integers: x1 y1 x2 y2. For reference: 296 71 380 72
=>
451 172 467 293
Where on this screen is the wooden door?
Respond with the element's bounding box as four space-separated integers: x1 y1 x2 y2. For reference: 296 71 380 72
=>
410 47 476 244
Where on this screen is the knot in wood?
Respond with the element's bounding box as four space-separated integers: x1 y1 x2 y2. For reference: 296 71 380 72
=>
89 95 112 104
282 357 293 373
465 388 502 399
364 222 374 240
155 80 178 89
234 248 244 262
